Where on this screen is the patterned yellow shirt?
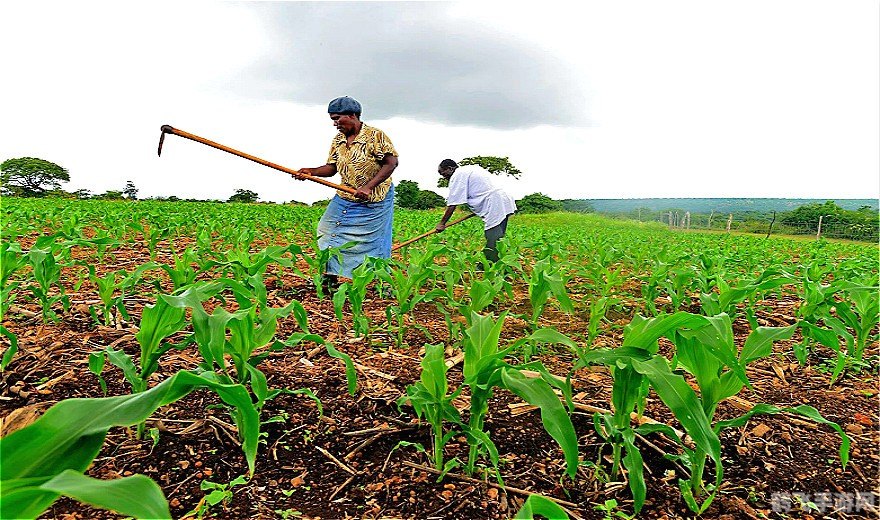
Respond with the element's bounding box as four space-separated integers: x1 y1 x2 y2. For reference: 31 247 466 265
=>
327 123 398 202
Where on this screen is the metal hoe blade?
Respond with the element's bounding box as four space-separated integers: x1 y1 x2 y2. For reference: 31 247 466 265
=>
157 125 174 156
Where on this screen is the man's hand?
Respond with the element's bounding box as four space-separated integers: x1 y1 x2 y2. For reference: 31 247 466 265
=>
435 222 446 233
354 187 371 200
292 168 311 181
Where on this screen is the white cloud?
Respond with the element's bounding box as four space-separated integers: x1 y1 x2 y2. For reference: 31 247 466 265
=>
1 1 877 204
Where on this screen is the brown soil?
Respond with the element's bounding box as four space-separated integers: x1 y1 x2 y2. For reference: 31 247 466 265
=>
1 243 878 520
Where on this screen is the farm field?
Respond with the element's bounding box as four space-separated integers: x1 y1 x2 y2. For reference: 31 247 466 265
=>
1 198 878 520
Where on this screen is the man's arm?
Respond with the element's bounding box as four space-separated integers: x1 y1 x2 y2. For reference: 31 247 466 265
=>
435 205 456 232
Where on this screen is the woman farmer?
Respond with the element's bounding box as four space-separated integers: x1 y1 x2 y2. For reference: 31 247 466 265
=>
292 96 398 288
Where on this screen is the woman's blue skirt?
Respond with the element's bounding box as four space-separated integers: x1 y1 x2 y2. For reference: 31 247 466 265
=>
317 184 394 278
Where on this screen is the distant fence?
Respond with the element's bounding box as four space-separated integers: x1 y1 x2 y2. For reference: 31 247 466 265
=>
646 211 878 243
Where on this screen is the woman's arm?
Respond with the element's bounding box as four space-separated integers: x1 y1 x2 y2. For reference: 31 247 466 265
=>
293 163 338 179
356 154 398 199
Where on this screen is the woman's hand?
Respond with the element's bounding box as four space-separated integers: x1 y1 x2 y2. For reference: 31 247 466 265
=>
291 168 311 181
354 186 371 200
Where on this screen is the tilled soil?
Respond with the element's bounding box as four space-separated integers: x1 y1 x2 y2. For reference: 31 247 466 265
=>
1 246 878 520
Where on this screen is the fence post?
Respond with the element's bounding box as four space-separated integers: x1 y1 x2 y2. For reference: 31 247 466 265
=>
766 211 776 239
685 211 690 230
707 210 714 229
668 211 673 230
726 214 733 233
816 215 824 239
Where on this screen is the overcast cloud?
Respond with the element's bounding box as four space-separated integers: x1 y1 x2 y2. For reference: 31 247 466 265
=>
0 1 877 204
239 2 591 128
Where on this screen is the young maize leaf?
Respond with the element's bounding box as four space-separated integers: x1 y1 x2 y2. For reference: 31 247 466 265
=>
2 469 171 520
500 368 579 479
513 494 570 520
0 370 259 519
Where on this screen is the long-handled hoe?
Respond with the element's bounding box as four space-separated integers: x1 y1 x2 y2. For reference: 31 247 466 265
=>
158 124 475 252
392 213 477 252
157 124 358 196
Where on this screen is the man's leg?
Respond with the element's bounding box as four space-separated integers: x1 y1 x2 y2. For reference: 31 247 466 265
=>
483 216 509 263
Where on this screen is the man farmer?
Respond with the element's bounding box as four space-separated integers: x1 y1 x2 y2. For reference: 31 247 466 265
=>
435 159 517 262
292 96 398 289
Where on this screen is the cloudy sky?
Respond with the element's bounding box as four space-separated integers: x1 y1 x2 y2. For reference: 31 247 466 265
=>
2 1 878 203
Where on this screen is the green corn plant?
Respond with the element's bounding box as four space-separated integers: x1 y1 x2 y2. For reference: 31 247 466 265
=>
665 313 851 513
86 262 158 326
431 272 506 348
791 264 847 366
586 296 615 348
160 246 200 289
527 258 574 331
659 265 698 311
89 295 189 438
332 259 378 338
203 244 296 282
288 239 348 299
0 240 28 370
0 369 259 519
397 343 463 471
377 246 444 347
24 238 71 323
576 312 712 513
461 312 579 481
698 267 791 320
129 222 172 260
640 254 675 315
162 279 289 397
830 282 879 367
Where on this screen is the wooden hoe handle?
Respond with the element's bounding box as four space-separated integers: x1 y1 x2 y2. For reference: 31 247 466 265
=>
158 125 358 196
392 213 478 252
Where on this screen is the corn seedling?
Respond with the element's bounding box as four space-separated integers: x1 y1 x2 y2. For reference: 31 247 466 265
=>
527 258 574 331
89 295 188 437
332 259 377 338
377 246 445 347
24 238 71 323
0 240 28 370
461 312 579 481
187 475 249 519
398 343 463 471
664 313 851 512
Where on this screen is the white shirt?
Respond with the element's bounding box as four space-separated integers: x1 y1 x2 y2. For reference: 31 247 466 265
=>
447 167 517 230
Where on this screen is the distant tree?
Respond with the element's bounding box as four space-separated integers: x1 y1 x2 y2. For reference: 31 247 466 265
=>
96 190 125 200
70 188 93 199
560 199 595 213
1 157 70 197
414 190 446 209
228 189 259 203
780 201 841 226
312 199 332 207
516 193 563 214
123 180 139 200
396 180 446 210
395 180 421 208
437 156 522 188
460 156 522 179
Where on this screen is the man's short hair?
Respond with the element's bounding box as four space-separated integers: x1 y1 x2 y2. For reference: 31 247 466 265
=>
439 159 457 169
